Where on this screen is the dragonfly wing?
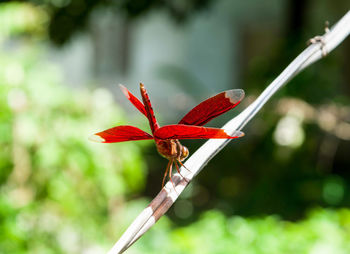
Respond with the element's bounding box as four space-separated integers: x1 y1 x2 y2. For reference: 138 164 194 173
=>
140 83 160 134
178 89 244 126
89 125 153 143
154 124 244 140
119 84 147 117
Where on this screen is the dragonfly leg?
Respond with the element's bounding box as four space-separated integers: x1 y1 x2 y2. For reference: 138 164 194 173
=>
168 159 177 193
175 160 189 183
168 160 176 191
162 160 172 188
177 159 191 173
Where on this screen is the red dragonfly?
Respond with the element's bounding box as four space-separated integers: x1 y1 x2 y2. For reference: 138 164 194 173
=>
90 83 244 187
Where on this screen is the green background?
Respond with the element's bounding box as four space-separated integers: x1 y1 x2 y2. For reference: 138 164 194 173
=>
0 1 350 253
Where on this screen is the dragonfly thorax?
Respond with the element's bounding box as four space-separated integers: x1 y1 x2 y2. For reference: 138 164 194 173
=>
156 139 189 161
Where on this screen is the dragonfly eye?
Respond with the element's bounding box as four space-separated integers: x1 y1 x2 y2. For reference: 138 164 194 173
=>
180 146 189 161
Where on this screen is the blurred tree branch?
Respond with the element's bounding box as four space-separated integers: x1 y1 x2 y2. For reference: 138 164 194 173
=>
0 0 213 45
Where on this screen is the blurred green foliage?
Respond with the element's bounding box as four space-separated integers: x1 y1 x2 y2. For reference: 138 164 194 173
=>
1 1 350 253
0 3 150 253
137 208 350 254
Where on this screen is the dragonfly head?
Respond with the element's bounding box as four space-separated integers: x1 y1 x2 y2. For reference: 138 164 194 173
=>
179 145 189 161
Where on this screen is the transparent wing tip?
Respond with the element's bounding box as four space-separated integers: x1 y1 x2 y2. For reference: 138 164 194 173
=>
88 134 105 143
118 84 130 98
224 130 245 138
225 89 245 104
233 130 245 138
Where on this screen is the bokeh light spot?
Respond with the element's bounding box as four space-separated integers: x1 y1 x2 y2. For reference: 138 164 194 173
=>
323 177 344 205
274 113 305 148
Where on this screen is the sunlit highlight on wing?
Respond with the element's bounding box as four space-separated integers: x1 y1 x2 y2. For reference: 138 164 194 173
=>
154 124 244 140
